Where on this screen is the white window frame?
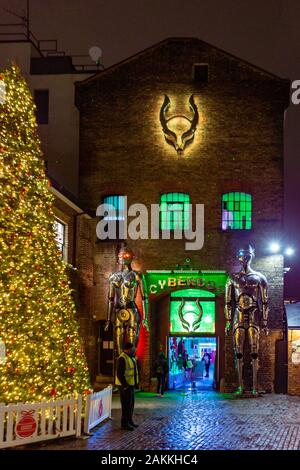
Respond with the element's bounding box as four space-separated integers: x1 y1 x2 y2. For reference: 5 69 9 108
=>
54 217 68 262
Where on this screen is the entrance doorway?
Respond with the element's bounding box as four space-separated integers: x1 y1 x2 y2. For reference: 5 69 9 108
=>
168 336 217 390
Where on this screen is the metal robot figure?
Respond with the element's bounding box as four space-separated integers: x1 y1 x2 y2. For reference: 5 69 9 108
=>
104 248 149 356
225 246 269 395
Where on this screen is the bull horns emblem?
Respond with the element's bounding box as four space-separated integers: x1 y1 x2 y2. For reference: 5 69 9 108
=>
159 95 199 155
178 298 203 332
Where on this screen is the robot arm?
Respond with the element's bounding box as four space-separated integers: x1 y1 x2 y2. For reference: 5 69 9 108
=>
259 276 269 332
104 276 115 331
224 277 234 333
137 272 149 331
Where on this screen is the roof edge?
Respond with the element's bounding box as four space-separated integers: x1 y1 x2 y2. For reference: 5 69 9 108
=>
75 37 290 87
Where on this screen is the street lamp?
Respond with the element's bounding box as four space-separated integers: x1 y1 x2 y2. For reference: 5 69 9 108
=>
270 242 281 253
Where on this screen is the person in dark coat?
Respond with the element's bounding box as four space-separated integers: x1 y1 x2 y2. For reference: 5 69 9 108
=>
115 342 139 431
155 352 169 397
202 349 212 378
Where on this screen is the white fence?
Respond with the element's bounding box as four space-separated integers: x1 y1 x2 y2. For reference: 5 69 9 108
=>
0 396 82 449
0 386 113 449
84 385 113 434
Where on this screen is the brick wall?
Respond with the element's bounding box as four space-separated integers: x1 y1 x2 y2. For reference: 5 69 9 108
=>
74 214 96 379
222 330 282 393
52 196 95 381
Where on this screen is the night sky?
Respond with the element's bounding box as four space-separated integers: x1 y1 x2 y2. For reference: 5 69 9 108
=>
1 0 300 296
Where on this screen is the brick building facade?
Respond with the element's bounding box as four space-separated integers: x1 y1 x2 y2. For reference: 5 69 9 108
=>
49 181 96 381
75 38 290 393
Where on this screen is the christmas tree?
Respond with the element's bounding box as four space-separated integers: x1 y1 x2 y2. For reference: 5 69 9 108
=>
0 65 91 403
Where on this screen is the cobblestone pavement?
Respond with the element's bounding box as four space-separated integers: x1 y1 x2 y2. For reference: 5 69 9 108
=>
14 391 300 450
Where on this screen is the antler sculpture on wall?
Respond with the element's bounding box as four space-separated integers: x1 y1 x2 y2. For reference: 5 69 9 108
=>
160 95 199 155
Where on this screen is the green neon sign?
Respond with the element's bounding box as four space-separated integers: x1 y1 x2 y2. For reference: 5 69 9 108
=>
144 270 228 298
170 289 215 334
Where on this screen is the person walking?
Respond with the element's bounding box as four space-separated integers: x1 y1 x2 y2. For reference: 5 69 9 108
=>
115 342 139 431
202 349 211 378
182 351 188 381
186 355 193 381
155 352 168 397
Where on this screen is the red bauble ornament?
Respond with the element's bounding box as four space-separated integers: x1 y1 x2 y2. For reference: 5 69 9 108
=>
50 388 57 397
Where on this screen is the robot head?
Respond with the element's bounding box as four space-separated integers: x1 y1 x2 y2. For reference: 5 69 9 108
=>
118 247 135 266
237 245 255 265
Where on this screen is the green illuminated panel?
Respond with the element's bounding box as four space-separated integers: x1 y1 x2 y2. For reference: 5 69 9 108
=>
160 193 190 231
145 272 229 298
222 192 252 230
170 299 215 334
103 195 125 221
170 288 215 298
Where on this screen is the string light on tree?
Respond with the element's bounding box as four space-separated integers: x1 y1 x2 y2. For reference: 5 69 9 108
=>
0 64 91 403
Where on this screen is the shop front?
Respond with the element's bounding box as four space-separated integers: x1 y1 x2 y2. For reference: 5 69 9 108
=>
142 270 228 391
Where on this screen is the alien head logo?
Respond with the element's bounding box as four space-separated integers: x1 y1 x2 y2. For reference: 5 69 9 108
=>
159 95 199 155
178 298 203 332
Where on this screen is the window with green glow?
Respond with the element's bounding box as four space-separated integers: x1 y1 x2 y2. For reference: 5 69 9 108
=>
170 289 215 334
222 192 252 230
103 195 125 221
160 193 190 231
102 195 125 240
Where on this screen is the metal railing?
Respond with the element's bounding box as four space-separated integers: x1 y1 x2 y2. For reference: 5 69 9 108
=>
0 22 102 73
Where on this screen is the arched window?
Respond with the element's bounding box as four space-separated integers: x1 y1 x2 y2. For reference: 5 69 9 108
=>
222 192 252 230
102 195 126 221
160 193 190 231
102 194 126 239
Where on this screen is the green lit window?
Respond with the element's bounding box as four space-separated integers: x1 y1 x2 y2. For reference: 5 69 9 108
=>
222 192 252 230
103 195 125 221
102 195 125 240
170 289 215 334
160 193 190 231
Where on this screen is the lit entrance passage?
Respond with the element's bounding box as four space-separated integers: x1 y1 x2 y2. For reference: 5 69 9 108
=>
168 336 217 390
168 288 217 391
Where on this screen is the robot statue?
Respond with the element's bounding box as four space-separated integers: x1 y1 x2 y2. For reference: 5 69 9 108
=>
104 247 149 356
225 245 269 395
